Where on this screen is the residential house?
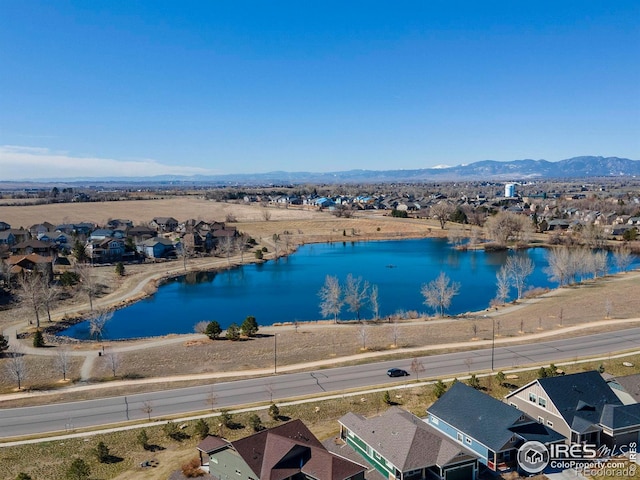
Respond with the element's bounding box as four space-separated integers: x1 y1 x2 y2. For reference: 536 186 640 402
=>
7 254 54 282
87 238 126 263
0 221 10 231
12 239 55 257
29 222 55 237
0 230 16 246
339 406 478 480
427 382 563 472
126 225 157 242
138 237 175 259
6 228 30 244
505 370 640 448
628 217 640 226
196 419 366 480
150 217 179 232
106 219 133 230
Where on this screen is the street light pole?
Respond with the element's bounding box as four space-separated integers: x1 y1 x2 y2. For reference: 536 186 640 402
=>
491 317 495 371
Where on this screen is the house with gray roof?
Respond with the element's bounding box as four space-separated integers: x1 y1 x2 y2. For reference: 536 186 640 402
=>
427 382 563 472
505 370 640 449
339 406 478 480
137 237 175 259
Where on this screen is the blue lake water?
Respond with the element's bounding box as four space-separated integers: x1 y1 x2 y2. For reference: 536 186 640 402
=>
59 238 638 340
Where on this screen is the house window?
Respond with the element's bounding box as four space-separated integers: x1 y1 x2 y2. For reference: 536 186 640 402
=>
457 432 463 442
538 397 547 408
432 417 439 425
538 416 544 423
210 457 218 464
235 470 242 475
529 393 537 402
510 402 518 408
465 437 472 445
547 421 554 428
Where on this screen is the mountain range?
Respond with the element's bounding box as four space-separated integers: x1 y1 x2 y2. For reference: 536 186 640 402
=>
6 156 640 186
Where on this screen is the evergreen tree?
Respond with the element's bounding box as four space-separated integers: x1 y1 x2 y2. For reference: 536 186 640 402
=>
137 429 149 450
93 441 110 463
249 413 263 432
33 329 45 348
467 374 481 389
205 321 222 340
194 418 210 440
226 323 240 341
115 262 125 276
383 391 392 405
66 458 90 480
0 333 9 354
268 403 280 421
240 316 259 337
433 380 447 398
496 371 506 387
71 239 89 263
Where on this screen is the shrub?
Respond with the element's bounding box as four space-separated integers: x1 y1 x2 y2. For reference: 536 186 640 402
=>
93 441 110 463
163 421 180 440
194 418 209 440
249 413 263 432
496 371 506 386
33 329 45 348
181 457 205 478
220 410 233 428
193 321 208 334
268 403 280 421
433 380 447 398
115 262 125 276
383 391 392 405
137 429 149 449
467 374 481 389
255 249 263 259
66 458 90 480
60 271 80 287
0 333 9 354
16 474 33 480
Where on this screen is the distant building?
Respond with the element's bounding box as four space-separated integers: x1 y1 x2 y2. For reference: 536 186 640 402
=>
505 184 516 198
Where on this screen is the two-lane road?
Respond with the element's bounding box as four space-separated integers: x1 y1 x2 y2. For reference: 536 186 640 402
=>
2 327 639 439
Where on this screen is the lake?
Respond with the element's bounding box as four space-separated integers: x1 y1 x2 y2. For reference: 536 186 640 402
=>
58 238 636 340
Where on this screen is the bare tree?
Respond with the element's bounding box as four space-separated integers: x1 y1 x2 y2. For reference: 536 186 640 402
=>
484 211 533 246
614 246 633 273
471 321 478 338
344 273 370 321
17 273 43 327
391 320 401 347
6 349 28 390
590 250 608 279
75 263 97 311
56 346 72 381
205 387 217 411
216 236 235 265
262 208 271 221
88 309 113 340
357 323 369 350
40 280 60 323
495 265 510 304
178 242 195 272
104 349 121 377
421 271 460 317
141 400 154 421
430 202 455 229
604 299 613 319
369 284 380 320
580 223 607 248
271 234 281 259
410 357 425 380
318 275 343 323
504 255 534 300
545 246 573 286
235 235 247 263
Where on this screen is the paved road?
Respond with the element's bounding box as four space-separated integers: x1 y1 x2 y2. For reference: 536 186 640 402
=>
2 327 639 439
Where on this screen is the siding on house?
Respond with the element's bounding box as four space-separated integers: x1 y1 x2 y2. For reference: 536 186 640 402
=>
427 416 490 465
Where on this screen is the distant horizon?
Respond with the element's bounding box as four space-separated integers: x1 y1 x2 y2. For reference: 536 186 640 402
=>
1 3 638 181
0 154 638 183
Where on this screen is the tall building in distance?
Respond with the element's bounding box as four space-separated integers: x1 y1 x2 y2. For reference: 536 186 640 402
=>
504 183 516 198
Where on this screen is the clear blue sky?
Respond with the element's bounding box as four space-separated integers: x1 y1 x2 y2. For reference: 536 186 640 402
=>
1 1 639 179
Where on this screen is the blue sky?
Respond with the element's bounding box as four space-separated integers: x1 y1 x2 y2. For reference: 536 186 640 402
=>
1 1 639 179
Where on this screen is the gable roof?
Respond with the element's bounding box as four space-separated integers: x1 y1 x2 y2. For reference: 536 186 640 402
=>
428 382 529 451
228 419 365 480
339 406 476 471
536 371 622 433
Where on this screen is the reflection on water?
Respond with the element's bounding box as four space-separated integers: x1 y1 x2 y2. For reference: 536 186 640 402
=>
58 238 637 340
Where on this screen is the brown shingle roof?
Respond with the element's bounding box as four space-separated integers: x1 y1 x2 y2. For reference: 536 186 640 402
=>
196 435 229 453
224 420 365 480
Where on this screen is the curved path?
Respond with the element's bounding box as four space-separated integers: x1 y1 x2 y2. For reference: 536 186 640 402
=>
2 324 640 439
